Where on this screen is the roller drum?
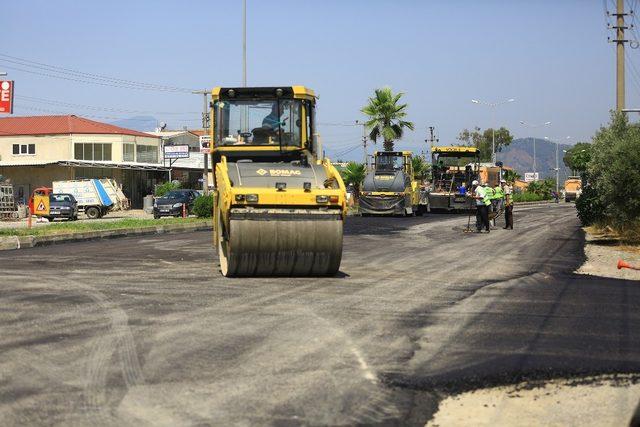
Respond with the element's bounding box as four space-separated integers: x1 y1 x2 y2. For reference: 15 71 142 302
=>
218 213 343 277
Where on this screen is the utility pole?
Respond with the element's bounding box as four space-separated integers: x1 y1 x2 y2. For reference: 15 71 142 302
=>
193 90 210 195
608 0 630 111
243 0 247 87
425 126 438 151
354 120 368 166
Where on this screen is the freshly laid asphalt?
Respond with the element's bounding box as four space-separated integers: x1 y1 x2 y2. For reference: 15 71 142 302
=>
1 203 639 426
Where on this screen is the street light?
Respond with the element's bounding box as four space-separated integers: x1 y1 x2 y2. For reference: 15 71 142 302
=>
471 98 515 163
545 136 571 197
519 120 551 178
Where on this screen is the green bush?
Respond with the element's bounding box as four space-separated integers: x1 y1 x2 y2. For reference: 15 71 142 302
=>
588 112 640 230
193 194 214 218
575 184 605 226
155 181 181 197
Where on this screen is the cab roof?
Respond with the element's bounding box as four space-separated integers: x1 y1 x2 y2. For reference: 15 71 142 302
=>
211 86 315 101
373 150 413 156
431 146 479 154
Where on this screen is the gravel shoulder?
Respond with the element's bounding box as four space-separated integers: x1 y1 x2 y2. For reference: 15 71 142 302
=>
576 230 640 280
427 375 640 427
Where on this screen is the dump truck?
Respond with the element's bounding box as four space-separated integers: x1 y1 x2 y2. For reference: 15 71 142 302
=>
428 146 480 212
564 176 582 202
210 86 347 277
51 179 129 218
359 151 426 216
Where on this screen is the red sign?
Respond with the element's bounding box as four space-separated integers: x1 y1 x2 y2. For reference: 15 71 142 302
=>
0 81 14 114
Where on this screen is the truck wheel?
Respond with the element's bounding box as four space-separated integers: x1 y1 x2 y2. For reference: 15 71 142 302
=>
85 206 100 219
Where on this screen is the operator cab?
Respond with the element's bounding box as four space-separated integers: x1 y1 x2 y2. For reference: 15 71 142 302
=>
210 86 316 163
431 146 480 193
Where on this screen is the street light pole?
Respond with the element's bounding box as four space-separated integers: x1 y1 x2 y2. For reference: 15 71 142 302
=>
471 98 515 163
242 0 247 87
546 136 571 196
519 120 551 180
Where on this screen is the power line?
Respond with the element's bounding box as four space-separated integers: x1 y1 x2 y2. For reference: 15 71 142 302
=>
14 104 200 123
0 52 197 92
15 94 198 115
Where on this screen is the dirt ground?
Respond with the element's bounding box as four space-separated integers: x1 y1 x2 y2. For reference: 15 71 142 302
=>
576 229 640 280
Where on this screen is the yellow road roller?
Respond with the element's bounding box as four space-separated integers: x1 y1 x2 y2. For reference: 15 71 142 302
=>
359 151 426 216
210 86 347 277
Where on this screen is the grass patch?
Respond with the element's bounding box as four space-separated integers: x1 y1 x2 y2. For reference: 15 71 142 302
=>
0 217 211 237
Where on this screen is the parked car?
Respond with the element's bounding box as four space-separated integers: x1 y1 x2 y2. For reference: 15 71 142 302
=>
45 193 79 221
153 189 200 218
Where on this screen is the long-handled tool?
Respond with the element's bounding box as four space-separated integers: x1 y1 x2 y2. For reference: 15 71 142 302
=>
617 259 640 271
463 210 473 233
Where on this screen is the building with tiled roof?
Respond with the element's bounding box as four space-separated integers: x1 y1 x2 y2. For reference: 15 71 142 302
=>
0 115 168 208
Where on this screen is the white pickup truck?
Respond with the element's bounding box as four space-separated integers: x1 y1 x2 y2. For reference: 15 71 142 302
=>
52 179 129 219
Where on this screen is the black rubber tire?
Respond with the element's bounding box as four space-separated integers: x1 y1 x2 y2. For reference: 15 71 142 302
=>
154 213 160 219
85 206 100 219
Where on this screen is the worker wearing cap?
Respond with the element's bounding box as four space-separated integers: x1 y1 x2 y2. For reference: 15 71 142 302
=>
492 181 505 224
503 180 514 229
471 180 490 233
483 183 495 219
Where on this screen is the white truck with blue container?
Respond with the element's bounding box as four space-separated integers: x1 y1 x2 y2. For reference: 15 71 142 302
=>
52 179 129 219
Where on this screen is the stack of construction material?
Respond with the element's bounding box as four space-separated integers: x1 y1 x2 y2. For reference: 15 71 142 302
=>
0 183 17 220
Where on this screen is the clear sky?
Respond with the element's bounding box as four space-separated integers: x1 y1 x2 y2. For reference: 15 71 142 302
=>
3 0 636 160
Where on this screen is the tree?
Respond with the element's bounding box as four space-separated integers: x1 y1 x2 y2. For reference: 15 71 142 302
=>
411 156 431 181
457 126 514 162
361 87 414 151
340 162 367 197
562 142 592 175
586 111 640 229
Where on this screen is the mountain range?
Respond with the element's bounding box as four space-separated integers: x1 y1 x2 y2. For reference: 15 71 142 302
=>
498 137 574 180
109 116 159 132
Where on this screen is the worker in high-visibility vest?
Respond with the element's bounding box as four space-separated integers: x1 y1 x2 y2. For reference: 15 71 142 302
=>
471 180 490 233
503 180 514 229
492 181 505 227
483 183 495 218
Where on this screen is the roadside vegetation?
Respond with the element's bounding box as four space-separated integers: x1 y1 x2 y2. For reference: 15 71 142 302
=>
361 87 414 151
574 112 640 242
155 181 181 197
512 178 557 202
411 156 431 181
0 217 210 237
193 194 214 218
340 162 366 198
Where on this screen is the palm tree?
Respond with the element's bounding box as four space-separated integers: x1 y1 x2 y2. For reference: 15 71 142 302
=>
361 87 415 151
340 162 367 197
411 156 431 181
503 169 521 183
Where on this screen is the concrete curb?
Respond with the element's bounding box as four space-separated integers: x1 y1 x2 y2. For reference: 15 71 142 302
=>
514 200 559 207
0 222 213 251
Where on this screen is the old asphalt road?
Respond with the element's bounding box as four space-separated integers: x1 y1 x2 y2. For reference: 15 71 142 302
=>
2 203 640 426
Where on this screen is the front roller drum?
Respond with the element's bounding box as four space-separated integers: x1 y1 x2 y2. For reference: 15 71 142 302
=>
217 215 343 277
